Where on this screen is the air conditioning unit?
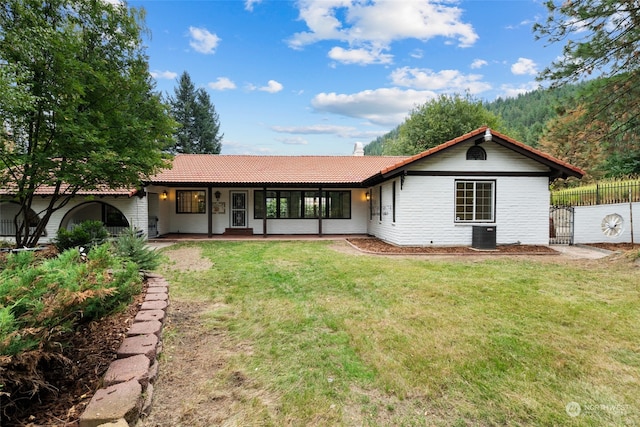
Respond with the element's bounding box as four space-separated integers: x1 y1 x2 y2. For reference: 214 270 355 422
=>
472 226 496 250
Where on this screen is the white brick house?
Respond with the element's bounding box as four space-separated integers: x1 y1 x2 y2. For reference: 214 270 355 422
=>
1 127 584 247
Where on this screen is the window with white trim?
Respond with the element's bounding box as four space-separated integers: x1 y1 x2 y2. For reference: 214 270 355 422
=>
455 180 495 222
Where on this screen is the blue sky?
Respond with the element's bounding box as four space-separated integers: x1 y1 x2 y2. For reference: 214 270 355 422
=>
128 0 563 155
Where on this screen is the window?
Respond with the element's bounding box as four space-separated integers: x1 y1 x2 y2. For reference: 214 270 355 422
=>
466 145 487 160
104 204 128 226
392 181 396 223
254 190 350 219
176 190 206 213
455 181 494 222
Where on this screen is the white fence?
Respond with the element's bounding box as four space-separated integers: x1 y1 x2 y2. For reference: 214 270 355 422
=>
573 202 638 244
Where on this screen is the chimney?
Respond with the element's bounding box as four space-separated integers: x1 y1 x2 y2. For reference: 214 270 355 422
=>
353 142 364 156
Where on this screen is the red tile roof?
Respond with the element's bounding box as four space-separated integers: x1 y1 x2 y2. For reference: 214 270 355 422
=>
150 127 584 186
150 154 410 186
0 184 138 197
378 126 585 178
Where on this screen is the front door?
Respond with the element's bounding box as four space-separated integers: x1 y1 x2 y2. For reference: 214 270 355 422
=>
230 191 247 228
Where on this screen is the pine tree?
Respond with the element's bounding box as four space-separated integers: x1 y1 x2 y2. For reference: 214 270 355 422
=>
168 71 223 154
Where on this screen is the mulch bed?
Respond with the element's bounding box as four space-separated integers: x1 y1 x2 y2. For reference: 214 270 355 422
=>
1 291 144 427
347 238 558 255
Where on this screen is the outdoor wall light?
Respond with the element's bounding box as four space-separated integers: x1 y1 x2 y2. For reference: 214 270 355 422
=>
161 190 168 200
214 190 221 200
365 191 371 201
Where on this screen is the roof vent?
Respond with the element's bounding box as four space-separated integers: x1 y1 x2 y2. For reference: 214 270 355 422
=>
353 142 365 156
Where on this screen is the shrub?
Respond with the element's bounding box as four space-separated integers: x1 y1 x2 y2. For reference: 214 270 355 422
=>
54 220 109 252
0 242 141 357
113 227 161 271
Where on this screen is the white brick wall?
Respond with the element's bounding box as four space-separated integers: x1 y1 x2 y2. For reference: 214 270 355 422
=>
367 139 552 246
574 202 639 244
2 195 146 244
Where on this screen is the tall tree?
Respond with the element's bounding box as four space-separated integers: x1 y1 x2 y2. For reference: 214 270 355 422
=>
383 93 502 155
0 0 175 247
168 71 223 154
534 1 640 174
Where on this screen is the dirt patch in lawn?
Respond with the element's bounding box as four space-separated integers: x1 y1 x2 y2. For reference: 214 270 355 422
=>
162 245 213 271
136 299 275 427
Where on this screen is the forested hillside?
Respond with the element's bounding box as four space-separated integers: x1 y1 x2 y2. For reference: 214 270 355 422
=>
364 84 581 155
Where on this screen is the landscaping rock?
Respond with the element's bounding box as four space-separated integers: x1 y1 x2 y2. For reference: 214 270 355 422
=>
146 285 168 294
144 292 168 302
117 334 159 360
79 380 142 427
140 300 168 311
127 320 163 337
141 382 154 417
134 309 166 323
103 354 151 387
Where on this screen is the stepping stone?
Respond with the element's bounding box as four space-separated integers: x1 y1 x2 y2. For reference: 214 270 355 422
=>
146 286 168 294
140 300 167 311
147 278 169 287
144 292 168 302
134 309 166 323
117 334 159 360
79 380 142 427
127 320 162 337
103 354 151 387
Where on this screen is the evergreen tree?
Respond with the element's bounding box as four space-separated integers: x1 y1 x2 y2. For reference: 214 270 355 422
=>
169 71 223 154
534 1 640 172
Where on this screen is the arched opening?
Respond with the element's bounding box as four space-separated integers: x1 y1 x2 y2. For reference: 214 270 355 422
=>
466 145 487 161
0 202 45 237
59 202 130 236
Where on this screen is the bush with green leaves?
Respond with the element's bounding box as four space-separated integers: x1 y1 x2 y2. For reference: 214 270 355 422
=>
0 243 141 357
54 220 110 252
114 227 161 271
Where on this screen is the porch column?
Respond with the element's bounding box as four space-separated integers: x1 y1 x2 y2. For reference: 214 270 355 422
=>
263 187 268 238
208 186 213 237
318 187 323 236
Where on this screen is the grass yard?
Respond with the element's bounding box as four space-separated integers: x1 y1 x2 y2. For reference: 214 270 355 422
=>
150 241 639 426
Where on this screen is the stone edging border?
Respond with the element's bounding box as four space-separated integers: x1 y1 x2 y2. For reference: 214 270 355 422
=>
77 273 169 427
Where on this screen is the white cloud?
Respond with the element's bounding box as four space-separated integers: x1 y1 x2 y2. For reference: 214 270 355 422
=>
273 124 355 136
410 49 424 59
208 77 237 91
245 0 262 11
497 82 541 99
311 87 438 126
188 26 221 54
511 57 538 75
150 70 178 80
389 67 491 94
470 59 487 69
275 136 309 145
288 0 477 64
328 46 393 65
272 124 384 139
258 80 284 93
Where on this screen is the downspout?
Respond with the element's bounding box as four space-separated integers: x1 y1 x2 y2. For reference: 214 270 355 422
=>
208 186 213 237
318 187 323 236
263 187 267 238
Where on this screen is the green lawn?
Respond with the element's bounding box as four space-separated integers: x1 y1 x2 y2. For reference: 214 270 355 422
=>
159 241 640 426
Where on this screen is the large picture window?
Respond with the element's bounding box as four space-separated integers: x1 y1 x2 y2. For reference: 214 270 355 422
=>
176 190 206 214
255 190 351 219
455 181 494 222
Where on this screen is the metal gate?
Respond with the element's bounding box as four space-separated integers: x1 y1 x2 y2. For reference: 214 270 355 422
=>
549 205 575 245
